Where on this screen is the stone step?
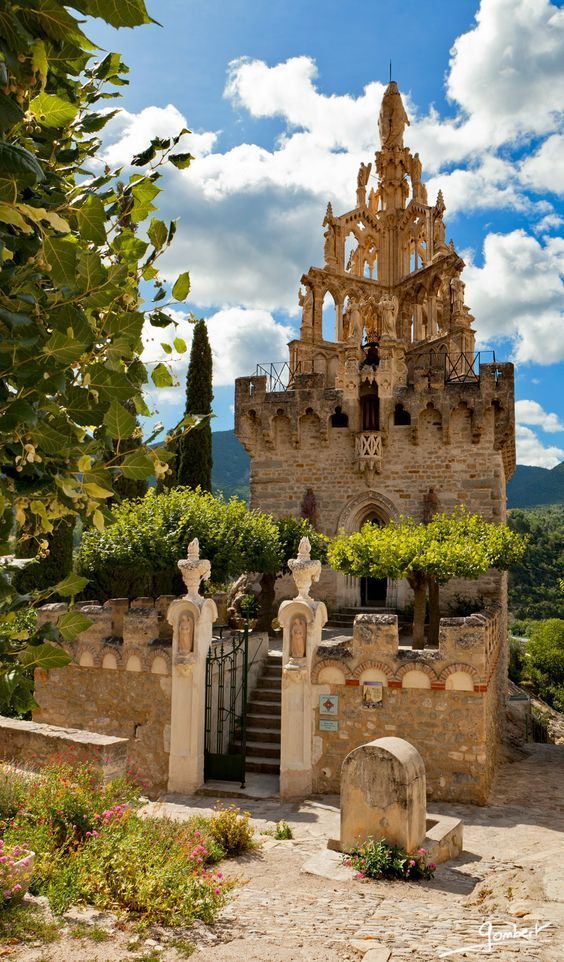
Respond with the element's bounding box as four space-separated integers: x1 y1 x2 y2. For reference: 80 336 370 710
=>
245 757 280 775
249 688 281 703
245 712 281 730
240 742 281 759
262 666 282 678
247 699 281 716
244 727 281 744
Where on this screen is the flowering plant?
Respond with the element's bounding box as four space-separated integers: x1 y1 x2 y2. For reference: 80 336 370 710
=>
0 839 34 904
343 838 436 881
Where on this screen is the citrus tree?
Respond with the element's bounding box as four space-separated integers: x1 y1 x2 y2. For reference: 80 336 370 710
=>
328 510 527 649
0 0 198 712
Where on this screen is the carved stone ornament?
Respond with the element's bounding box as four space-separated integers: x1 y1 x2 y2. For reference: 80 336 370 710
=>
290 615 307 659
288 537 321 602
177 538 211 603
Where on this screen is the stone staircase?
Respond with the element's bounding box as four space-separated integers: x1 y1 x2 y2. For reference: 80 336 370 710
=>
326 605 392 629
238 651 282 776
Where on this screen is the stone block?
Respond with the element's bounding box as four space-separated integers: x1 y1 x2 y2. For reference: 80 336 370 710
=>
123 608 159 647
0 715 128 782
353 614 399 655
77 605 113 644
340 736 426 854
36 602 67 627
103 599 129 639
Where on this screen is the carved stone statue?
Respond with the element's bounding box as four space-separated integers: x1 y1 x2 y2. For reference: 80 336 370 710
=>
410 151 422 185
422 487 440 523
378 81 410 148
290 615 307 659
450 276 465 318
300 487 317 527
298 286 313 331
348 301 364 343
178 613 194 654
379 292 398 338
323 202 337 266
356 161 372 206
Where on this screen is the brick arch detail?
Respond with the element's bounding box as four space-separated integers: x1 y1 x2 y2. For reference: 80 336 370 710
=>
75 643 100 668
438 662 479 683
311 659 353 683
149 650 172 674
353 660 396 680
100 645 123 669
396 662 438 682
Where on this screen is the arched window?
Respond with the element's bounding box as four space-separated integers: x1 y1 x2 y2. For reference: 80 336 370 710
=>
331 406 349 428
394 403 411 426
322 291 336 342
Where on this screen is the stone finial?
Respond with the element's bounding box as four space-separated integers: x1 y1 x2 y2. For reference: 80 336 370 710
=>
288 537 321 602
177 538 211 603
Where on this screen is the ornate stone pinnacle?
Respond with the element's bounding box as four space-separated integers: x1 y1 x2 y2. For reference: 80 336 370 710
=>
178 538 211 603
288 537 321 603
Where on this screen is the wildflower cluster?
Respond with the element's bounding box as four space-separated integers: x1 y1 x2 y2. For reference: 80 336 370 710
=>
0 840 33 905
343 838 436 881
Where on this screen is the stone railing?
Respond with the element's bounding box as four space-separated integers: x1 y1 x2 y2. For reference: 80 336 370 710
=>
354 431 382 473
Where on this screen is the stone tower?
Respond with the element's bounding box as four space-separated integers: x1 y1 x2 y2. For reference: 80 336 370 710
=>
235 81 515 611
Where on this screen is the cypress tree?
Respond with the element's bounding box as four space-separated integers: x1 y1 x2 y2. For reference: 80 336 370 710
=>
176 319 213 490
112 400 148 501
15 519 75 594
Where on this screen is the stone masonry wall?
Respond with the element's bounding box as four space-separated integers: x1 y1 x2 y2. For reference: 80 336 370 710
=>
32 598 268 797
310 609 503 804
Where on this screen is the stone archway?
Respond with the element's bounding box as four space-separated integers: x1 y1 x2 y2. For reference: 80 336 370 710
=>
336 490 400 534
335 491 400 607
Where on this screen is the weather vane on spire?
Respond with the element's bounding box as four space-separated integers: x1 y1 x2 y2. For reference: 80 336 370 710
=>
389 59 392 83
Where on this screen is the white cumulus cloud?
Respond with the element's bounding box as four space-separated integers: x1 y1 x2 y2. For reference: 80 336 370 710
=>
464 230 564 363
515 425 564 467
515 399 564 432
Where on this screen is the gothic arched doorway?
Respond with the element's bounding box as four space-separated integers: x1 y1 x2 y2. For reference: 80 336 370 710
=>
359 510 388 606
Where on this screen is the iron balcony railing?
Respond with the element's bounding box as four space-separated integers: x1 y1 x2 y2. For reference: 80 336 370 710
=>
412 350 497 383
255 361 302 392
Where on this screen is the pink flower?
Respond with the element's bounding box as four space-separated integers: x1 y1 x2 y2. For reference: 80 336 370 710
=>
408 859 416 866
214 888 221 894
13 884 21 893
429 863 436 870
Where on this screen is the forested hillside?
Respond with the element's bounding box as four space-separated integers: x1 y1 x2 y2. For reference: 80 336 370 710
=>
508 505 564 621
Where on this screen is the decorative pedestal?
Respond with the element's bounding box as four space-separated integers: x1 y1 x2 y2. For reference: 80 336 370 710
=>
167 540 217 795
279 538 327 798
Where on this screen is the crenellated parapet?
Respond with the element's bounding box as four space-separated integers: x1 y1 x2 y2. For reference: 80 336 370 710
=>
310 607 502 693
36 597 176 675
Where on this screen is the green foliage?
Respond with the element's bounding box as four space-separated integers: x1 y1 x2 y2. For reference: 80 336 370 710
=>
15 520 74 595
76 488 283 600
329 509 527 646
343 838 436 881
208 804 256 856
275 516 328 570
238 593 260 618
1 762 231 925
526 619 564 711
508 506 564 620
0 0 199 711
270 820 293 840
177 320 213 491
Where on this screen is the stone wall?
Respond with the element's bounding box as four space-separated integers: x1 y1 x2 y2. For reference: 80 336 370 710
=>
32 598 268 797
0 716 128 783
309 608 503 804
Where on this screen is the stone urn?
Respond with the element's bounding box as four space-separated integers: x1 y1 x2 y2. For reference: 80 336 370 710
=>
287 537 321 602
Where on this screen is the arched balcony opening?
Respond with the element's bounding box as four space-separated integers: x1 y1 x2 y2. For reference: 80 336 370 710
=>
321 290 337 343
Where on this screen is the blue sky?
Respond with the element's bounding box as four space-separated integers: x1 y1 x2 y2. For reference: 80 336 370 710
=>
88 0 564 468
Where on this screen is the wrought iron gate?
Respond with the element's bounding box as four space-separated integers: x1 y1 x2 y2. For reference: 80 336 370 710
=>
204 626 249 785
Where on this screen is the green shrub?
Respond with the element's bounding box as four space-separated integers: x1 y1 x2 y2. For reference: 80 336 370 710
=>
343 838 435 881
208 804 256 856
508 636 525 683
76 488 282 601
271 820 293 840
1 764 232 925
524 619 564 710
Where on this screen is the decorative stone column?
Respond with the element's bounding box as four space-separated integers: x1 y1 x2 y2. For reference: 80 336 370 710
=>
279 538 327 798
167 539 217 795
